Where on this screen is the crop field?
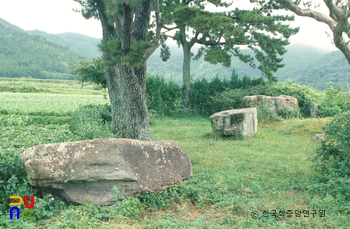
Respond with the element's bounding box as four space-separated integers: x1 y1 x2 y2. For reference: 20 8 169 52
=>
0 78 349 229
0 92 107 115
0 77 104 95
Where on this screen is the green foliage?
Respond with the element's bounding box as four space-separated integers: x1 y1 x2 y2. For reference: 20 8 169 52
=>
276 80 317 117
257 106 283 124
141 185 195 210
68 104 115 140
0 115 75 213
34 194 66 221
1 82 350 228
198 77 320 119
190 73 270 115
318 83 350 117
123 41 155 67
312 112 350 201
190 71 268 115
71 57 107 88
42 202 110 229
0 211 38 229
99 38 122 67
146 76 182 116
161 0 299 81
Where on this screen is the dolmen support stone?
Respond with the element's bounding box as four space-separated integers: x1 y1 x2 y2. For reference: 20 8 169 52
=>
210 108 257 137
21 138 192 205
242 95 299 117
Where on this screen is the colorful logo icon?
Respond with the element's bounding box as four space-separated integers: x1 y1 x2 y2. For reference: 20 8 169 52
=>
9 196 35 220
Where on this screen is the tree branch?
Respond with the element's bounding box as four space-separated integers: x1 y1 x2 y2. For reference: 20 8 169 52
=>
277 0 350 64
145 0 162 60
277 0 337 30
162 25 180 31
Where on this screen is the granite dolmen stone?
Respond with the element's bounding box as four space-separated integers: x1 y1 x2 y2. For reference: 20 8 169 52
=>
242 95 299 117
21 138 192 205
210 108 258 137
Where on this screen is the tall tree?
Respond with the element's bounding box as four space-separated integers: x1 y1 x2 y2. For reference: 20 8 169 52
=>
73 0 161 140
276 0 350 64
160 0 299 112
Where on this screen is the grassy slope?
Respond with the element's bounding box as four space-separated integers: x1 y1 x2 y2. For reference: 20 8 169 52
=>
143 116 347 228
0 79 348 228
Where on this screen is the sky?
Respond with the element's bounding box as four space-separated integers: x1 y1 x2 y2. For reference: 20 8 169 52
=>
0 0 338 52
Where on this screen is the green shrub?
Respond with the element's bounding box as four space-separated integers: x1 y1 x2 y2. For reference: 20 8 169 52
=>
0 211 37 229
68 104 115 140
257 107 282 124
190 74 269 116
146 76 182 116
312 112 350 201
207 79 320 118
141 185 189 210
34 194 66 221
318 83 350 117
0 116 75 213
274 80 317 117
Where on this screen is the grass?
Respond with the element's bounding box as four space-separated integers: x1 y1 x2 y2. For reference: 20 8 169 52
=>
0 92 108 115
145 116 348 228
0 77 105 95
0 79 349 228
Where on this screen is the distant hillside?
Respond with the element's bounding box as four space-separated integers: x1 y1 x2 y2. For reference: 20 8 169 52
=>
28 30 101 58
147 44 350 89
275 50 350 89
1 17 349 88
0 18 99 79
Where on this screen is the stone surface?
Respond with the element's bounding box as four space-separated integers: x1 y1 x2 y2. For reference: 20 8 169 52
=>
242 95 299 116
210 108 258 136
309 103 319 117
21 138 192 205
310 134 325 143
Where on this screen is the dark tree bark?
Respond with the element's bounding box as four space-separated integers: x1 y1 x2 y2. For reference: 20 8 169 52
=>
75 0 160 140
179 25 194 113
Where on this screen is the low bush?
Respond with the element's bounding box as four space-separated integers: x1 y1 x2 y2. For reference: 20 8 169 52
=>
190 74 269 116
0 116 75 213
312 112 350 201
275 80 317 117
205 79 320 119
146 76 182 116
318 83 350 117
257 107 282 124
68 104 115 140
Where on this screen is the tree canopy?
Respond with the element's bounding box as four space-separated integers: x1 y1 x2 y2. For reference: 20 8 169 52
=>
158 0 299 111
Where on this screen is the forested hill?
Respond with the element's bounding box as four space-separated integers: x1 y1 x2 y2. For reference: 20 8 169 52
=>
0 18 101 79
1 17 349 88
148 44 350 90
27 30 101 58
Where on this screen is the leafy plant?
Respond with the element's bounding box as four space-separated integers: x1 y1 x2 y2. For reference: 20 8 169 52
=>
68 104 115 140
146 76 182 116
312 112 350 201
318 83 350 117
34 194 66 221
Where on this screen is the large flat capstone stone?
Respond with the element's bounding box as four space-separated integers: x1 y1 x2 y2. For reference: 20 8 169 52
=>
21 138 192 205
210 108 258 136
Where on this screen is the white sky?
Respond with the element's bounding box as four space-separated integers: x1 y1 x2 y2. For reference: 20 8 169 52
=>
0 0 337 52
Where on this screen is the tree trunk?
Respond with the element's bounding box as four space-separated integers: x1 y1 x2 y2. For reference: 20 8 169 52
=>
105 64 151 141
180 26 192 113
97 0 152 140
